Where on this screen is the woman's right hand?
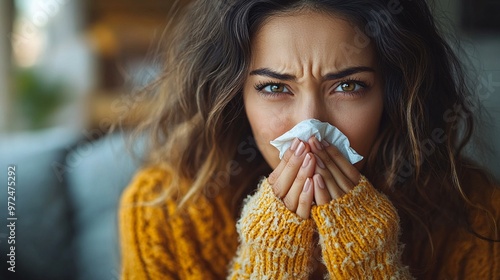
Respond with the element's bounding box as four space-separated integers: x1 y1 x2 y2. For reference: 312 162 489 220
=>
267 138 316 219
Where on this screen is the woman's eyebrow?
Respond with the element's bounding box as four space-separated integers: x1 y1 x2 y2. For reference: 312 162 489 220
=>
323 66 375 80
249 68 295 80
249 66 375 81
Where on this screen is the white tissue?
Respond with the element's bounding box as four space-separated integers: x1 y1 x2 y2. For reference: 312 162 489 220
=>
270 119 364 164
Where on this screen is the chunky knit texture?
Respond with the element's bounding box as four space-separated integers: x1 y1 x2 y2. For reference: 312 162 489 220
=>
310 176 411 279
119 167 500 279
228 178 316 279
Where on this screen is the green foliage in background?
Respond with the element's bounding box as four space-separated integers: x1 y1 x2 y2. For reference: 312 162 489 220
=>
13 68 67 130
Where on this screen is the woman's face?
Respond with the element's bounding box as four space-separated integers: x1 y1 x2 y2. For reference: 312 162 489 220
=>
243 11 384 170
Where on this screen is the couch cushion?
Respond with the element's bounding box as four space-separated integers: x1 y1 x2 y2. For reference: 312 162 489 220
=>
65 132 144 280
0 127 80 280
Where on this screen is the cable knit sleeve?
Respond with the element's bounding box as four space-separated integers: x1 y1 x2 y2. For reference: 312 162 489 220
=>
119 169 179 280
311 175 413 279
228 178 316 279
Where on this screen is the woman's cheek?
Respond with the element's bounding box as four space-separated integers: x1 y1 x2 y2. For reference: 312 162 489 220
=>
255 118 290 168
246 105 289 168
341 110 383 170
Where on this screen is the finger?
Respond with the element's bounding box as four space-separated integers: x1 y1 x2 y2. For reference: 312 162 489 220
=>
271 140 310 199
296 178 314 219
268 138 300 185
282 152 315 212
311 153 344 200
314 158 346 200
309 137 357 194
309 137 353 195
322 140 360 185
313 174 331 205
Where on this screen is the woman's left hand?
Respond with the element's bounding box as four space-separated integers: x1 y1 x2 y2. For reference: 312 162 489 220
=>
306 136 361 205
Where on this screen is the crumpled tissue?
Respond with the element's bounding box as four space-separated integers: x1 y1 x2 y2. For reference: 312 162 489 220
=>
270 119 364 164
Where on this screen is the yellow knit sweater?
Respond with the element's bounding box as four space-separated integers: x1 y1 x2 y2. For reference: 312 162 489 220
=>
119 167 500 279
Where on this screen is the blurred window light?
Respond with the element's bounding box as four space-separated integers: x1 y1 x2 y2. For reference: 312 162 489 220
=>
11 0 62 67
9 0 88 131
12 18 45 67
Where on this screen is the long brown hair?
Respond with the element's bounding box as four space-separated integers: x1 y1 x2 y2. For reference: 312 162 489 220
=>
125 0 498 272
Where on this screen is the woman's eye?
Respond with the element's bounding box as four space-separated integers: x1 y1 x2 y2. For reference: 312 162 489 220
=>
334 81 364 92
261 84 289 93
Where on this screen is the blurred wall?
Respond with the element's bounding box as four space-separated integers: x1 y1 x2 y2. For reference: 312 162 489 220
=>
38 0 95 130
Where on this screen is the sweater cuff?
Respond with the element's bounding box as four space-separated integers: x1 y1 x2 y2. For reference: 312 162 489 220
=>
233 178 315 278
237 177 315 249
311 175 410 278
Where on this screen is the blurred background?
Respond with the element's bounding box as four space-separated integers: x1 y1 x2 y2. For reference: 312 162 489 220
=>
0 0 498 279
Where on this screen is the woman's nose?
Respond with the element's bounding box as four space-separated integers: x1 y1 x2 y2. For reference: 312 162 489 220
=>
294 94 328 123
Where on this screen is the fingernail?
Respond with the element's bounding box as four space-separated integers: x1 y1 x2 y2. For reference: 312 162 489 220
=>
315 175 326 189
302 154 311 168
295 142 305 156
303 178 311 193
321 140 330 147
290 138 300 151
315 155 325 169
313 137 323 150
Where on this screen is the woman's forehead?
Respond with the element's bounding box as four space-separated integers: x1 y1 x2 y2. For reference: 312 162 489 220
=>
249 11 377 77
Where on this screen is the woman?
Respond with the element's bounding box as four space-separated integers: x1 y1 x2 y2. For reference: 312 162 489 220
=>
119 0 500 279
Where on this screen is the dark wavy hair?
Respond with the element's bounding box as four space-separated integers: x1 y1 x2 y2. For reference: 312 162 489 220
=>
127 0 498 274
